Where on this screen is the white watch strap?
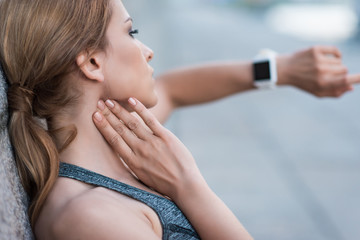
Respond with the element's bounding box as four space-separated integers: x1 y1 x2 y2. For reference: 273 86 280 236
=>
254 49 278 89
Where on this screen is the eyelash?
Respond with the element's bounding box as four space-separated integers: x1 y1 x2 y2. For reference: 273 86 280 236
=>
129 29 139 38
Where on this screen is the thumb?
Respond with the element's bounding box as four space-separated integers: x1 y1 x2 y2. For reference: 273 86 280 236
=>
347 74 360 85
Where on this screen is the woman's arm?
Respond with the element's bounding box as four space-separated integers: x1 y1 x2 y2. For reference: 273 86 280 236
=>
151 46 360 123
93 98 253 240
151 61 254 123
173 177 251 240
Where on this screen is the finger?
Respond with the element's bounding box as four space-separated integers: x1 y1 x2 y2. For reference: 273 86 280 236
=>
97 100 142 146
316 45 342 58
325 65 348 75
92 111 133 158
127 97 165 137
104 100 152 140
320 55 342 65
330 86 352 98
320 74 348 91
347 74 360 85
316 87 347 98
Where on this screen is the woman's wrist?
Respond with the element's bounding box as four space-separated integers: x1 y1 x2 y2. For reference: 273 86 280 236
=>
276 54 293 86
171 169 209 204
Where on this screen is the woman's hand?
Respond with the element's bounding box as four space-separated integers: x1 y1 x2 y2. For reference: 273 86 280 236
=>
93 98 253 240
92 97 204 200
277 46 360 97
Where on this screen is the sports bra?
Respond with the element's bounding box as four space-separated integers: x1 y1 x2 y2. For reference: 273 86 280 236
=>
59 162 200 240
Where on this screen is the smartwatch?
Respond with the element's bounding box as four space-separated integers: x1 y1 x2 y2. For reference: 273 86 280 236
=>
253 49 278 89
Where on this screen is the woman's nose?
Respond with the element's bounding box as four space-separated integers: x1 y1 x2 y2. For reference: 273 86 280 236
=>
141 42 154 62
147 48 154 62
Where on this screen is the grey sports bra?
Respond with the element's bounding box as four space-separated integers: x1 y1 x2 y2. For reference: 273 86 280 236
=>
59 162 200 240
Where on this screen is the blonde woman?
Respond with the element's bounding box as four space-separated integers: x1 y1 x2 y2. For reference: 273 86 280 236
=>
1 0 357 239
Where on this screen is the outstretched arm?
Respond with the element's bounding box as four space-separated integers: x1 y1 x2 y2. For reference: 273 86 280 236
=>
151 61 254 123
151 46 360 123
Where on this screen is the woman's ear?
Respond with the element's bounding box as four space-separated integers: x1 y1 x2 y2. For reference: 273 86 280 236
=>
76 51 105 83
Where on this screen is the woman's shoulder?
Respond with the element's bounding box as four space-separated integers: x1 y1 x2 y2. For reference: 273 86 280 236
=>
35 177 161 240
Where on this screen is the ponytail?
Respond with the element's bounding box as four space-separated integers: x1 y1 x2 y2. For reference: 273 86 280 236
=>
7 84 59 226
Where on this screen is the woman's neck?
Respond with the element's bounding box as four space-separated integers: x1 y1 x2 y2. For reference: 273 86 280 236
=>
54 93 132 182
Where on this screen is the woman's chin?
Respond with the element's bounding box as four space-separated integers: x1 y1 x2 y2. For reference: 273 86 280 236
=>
138 90 159 109
146 92 159 108
116 92 158 112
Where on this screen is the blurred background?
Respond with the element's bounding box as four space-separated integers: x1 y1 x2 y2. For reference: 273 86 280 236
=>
125 0 360 239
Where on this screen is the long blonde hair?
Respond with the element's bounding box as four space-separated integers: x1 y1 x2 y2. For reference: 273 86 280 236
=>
0 0 112 228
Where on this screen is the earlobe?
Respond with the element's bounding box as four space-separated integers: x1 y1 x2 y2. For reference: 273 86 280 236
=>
76 51 105 83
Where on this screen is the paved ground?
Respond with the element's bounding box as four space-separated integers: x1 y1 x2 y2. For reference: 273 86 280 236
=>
125 1 360 239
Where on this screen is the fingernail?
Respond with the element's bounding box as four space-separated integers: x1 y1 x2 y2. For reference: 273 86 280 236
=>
97 100 105 111
106 100 115 108
94 112 103 121
128 97 137 106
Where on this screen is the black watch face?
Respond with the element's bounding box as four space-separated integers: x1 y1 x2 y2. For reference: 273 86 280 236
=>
254 61 271 81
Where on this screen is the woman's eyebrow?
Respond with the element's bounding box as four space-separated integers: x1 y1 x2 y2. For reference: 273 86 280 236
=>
124 17 133 23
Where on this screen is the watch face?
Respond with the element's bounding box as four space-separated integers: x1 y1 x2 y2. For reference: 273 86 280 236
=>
254 61 271 81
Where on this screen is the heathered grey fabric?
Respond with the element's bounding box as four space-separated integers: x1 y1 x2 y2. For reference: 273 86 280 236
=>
0 64 34 240
59 162 200 240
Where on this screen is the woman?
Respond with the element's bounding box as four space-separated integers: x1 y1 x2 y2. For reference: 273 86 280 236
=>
0 0 252 239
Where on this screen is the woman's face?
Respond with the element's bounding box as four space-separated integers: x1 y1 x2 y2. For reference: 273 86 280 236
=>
102 0 157 108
